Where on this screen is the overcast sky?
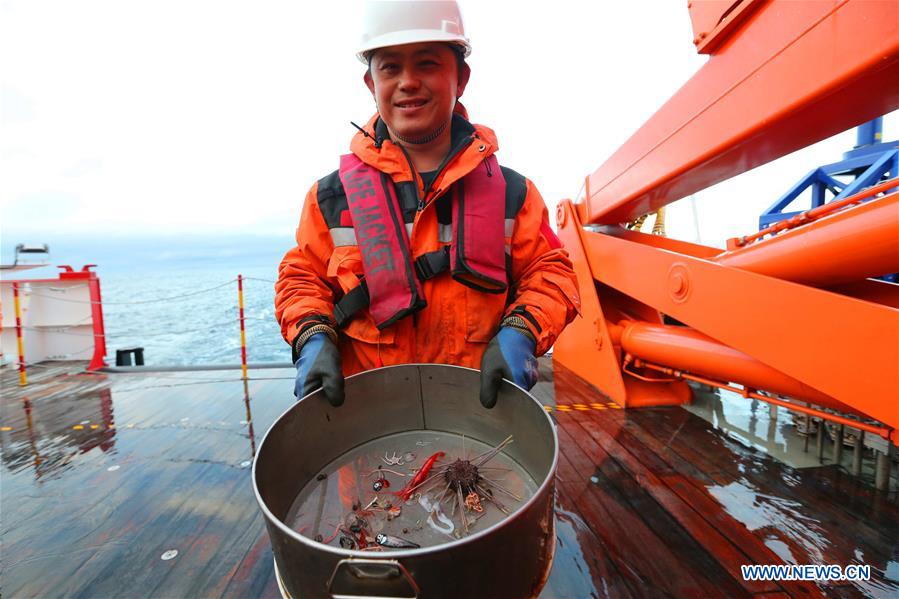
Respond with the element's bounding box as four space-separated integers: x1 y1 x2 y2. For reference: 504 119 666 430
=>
2 0 897 251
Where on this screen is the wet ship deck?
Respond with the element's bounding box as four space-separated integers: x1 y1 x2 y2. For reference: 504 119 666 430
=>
1 359 896 598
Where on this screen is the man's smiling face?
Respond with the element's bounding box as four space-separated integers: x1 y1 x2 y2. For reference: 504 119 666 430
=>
365 42 468 144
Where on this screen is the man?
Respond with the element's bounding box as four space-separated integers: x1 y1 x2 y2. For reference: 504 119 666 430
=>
275 0 579 409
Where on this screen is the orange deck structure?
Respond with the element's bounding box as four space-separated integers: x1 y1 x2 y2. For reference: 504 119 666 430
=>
553 0 899 447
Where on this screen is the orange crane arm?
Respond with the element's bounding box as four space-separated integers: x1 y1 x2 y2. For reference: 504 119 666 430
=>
580 0 899 225
555 0 899 445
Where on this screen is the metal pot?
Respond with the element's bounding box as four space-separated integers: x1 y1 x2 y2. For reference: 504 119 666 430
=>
253 364 557 599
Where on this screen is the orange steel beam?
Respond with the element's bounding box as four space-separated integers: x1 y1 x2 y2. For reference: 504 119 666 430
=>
713 193 899 287
611 321 851 415
554 199 899 442
552 202 627 406
688 0 765 55
637 360 893 441
827 280 899 310
553 201 693 408
579 0 899 225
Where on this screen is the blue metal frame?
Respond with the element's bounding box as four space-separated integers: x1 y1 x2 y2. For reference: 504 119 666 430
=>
758 117 899 282
759 117 899 229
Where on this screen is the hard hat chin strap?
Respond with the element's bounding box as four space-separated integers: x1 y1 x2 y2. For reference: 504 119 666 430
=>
391 119 449 145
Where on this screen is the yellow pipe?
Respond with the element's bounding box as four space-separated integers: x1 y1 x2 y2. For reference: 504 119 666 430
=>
238 275 248 381
13 283 27 386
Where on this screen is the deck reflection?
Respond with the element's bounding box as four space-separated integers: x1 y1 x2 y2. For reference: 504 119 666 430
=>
1 361 896 598
2 363 283 598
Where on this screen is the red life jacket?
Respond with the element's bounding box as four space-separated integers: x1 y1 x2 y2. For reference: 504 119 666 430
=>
338 153 507 329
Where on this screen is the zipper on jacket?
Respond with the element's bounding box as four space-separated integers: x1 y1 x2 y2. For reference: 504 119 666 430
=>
394 143 426 212
392 133 475 212
423 135 475 200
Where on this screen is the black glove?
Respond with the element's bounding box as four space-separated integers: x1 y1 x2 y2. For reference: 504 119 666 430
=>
294 332 344 407
479 326 538 409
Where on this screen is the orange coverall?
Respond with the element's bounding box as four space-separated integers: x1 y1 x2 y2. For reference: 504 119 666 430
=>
275 108 580 376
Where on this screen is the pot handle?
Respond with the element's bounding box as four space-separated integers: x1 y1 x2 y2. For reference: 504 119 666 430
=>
327 558 419 599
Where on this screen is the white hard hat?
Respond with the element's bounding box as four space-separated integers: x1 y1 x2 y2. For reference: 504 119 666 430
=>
357 0 471 64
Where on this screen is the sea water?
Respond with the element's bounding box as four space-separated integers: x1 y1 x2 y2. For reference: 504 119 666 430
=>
101 263 290 365
285 430 539 550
